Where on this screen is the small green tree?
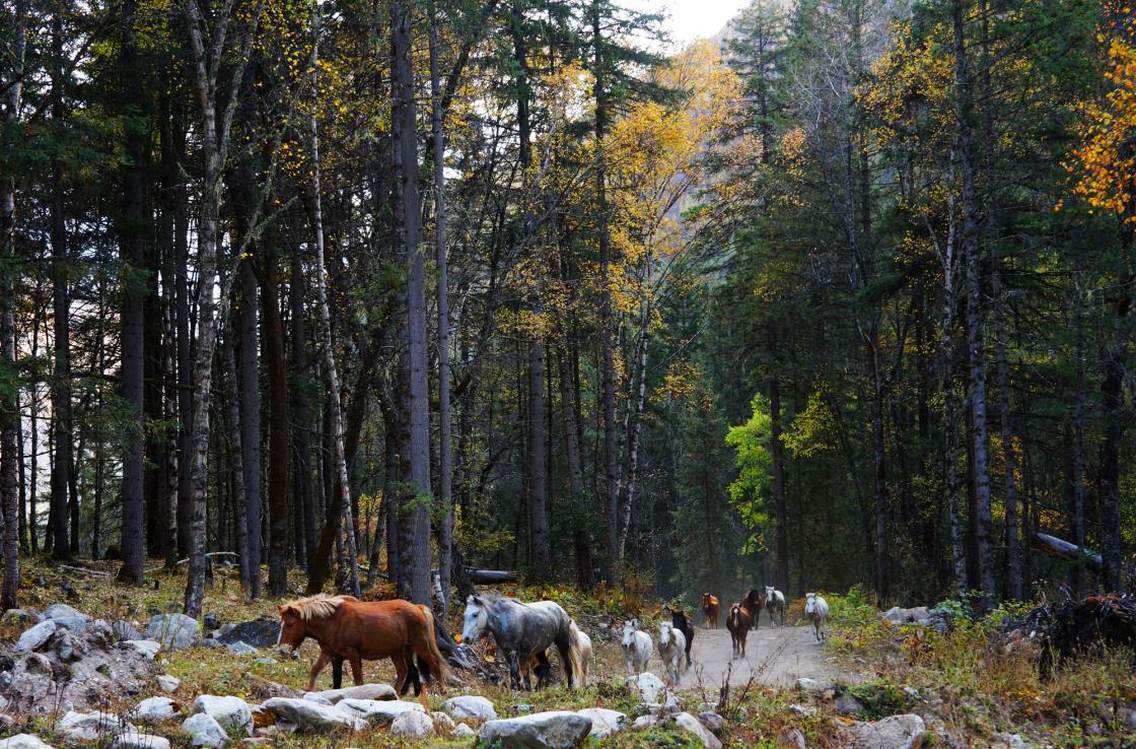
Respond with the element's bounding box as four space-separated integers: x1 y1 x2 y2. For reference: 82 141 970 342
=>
726 394 773 554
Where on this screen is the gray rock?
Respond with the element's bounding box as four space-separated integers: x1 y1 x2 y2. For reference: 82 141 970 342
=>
182 713 229 748
112 620 145 642
512 703 534 714
200 639 222 648
52 630 85 662
478 711 593 749
204 614 222 631
258 697 365 733
130 696 180 723
113 732 171 749
840 714 927 749
431 711 456 732
335 698 425 726
146 614 200 651
629 672 666 703
217 618 280 648
789 704 815 717
796 677 826 692
192 695 253 736
779 728 807 749
15 620 57 653
452 723 476 738
631 715 659 729
696 712 725 735
443 695 497 721
157 675 181 693
226 641 257 656
577 708 626 739
122 640 161 659
836 693 865 716
56 710 137 742
671 712 722 749
253 658 276 666
302 683 397 704
43 604 90 633
391 710 434 739
991 734 1029 749
0 736 55 749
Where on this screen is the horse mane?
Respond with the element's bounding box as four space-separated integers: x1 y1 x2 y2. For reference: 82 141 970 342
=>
280 593 356 621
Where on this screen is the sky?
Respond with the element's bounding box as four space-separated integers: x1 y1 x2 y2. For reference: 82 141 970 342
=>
641 0 750 47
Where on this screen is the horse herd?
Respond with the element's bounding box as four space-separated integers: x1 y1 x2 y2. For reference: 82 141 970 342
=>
274 588 831 696
701 587 830 658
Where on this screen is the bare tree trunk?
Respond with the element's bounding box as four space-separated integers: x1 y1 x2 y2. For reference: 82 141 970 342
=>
260 249 290 597
234 259 263 597
223 321 251 594
618 300 650 562
770 375 790 594
428 7 455 612
953 0 996 609
290 253 317 572
391 0 431 604
309 7 359 597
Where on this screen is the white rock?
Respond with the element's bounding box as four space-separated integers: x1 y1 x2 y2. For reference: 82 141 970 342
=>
259 697 364 733
192 695 253 736
0 736 55 749
391 710 434 739
840 714 927 749
796 677 824 692
671 712 722 749
443 695 498 721
226 641 257 655
43 604 90 633
335 698 425 726
56 710 137 742
112 732 171 749
15 620 57 653
577 708 626 739
157 675 181 693
122 640 162 659
302 683 396 704
629 672 666 703
431 712 456 731
452 723 476 738
146 614 200 651
478 711 593 749
130 696 179 723
182 713 229 748
632 715 659 729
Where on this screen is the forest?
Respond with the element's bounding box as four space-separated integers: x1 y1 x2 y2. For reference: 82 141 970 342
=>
1 0 1134 623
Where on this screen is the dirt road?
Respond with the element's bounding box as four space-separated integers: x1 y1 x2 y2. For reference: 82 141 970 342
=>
677 621 841 689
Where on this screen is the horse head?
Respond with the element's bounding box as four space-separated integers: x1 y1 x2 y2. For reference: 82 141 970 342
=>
461 594 489 643
765 585 776 602
276 603 307 651
621 620 637 647
658 621 673 647
805 592 816 616
745 589 762 609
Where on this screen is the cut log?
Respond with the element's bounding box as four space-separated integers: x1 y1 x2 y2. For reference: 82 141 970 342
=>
1031 532 1103 571
467 569 518 585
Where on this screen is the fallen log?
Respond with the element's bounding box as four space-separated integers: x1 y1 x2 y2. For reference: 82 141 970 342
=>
1031 532 1103 571
467 569 518 585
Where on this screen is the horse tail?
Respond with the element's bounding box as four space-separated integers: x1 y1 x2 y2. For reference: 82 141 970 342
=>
417 604 449 686
567 620 587 688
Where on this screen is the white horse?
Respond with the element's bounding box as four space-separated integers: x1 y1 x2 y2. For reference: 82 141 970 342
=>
765 585 787 627
805 593 829 642
621 619 652 676
657 621 687 685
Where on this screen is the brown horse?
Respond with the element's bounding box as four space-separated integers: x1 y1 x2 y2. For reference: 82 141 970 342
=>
726 602 753 657
702 593 720 629
743 589 764 631
277 594 447 696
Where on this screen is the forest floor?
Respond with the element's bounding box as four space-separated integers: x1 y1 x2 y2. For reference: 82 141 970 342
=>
678 622 844 689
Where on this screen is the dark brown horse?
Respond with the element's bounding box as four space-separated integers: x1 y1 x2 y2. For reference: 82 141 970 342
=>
726 602 753 658
743 589 764 630
702 593 720 629
277 594 447 696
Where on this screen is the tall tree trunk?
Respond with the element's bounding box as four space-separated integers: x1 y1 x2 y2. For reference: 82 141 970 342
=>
309 8 360 597
223 322 251 593
259 249 291 597
235 260 263 595
770 375 790 594
118 0 147 580
429 7 456 612
618 300 650 562
290 253 317 572
49 14 75 561
391 0 431 604
952 0 996 609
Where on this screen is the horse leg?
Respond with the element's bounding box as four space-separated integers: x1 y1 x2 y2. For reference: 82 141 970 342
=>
349 655 364 686
392 652 409 695
332 657 344 689
534 651 552 689
307 650 331 691
506 651 523 691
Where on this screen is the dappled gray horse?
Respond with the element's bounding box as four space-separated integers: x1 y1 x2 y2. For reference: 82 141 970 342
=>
765 585 787 627
805 593 829 642
461 593 583 690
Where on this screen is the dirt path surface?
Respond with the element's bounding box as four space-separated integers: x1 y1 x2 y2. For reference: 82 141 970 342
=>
678 622 841 689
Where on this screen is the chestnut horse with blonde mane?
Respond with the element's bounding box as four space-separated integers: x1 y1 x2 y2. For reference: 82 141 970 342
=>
277 594 447 695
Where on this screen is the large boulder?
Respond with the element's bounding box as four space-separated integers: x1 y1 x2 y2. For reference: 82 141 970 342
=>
121 640 161 660
156 675 181 693
146 614 200 651
56 710 137 742
112 732 171 749
43 604 90 634
576 708 626 739
334 698 425 726
443 695 497 721
840 714 927 749
111 620 144 642
258 697 365 733
130 696 180 723
671 712 722 749
302 683 395 704
192 695 253 736
628 672 666 703
478 711 593 749
15 620 57 653
181 713 228 748
217 618 280 648
391 710 434 739
0 736 54 749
